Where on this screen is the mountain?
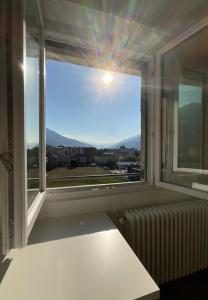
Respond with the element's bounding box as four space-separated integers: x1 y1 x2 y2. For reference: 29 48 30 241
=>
111 134 141 149
178 102 201 156
46 128 141 149
46 128 92 147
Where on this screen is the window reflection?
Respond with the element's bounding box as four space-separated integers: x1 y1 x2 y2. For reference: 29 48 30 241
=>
162 26 208 188
178 71 204 169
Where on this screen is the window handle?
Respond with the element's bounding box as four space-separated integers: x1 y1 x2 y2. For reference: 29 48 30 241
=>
0 153 13 172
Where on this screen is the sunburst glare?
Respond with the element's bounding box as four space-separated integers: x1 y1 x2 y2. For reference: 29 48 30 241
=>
87 68 122 102
102 72 113 85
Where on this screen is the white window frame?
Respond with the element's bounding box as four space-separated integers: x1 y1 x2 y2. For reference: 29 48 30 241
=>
26 0 46 238
44 50 153 198
9 0 157 248
12 0 46 248
154 15 208 200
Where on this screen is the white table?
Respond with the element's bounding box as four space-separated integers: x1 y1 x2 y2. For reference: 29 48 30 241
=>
0 213 159 300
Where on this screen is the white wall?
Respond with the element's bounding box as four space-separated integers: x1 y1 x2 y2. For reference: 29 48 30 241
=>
38 186 195 220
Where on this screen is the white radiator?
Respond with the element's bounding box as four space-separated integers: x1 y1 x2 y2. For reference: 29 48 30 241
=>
119 200 208 284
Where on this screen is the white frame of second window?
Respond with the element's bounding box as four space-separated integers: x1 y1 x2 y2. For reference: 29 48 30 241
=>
154 15 208 200
172 74 208 175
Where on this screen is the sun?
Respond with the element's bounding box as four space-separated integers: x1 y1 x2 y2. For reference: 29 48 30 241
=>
102 72 113 85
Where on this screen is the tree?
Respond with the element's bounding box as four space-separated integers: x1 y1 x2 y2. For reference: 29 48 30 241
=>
134 150 139 157
69 160 78 169
105 158 117 169
124 156 136 162
120 145 126 150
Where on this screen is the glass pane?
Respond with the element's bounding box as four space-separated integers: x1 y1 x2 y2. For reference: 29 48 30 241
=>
162 26 208 189
46 60 142 188
178 71 204 169
25 1 41 206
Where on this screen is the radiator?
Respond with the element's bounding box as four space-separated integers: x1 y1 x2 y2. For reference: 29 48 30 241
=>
119 200 208 284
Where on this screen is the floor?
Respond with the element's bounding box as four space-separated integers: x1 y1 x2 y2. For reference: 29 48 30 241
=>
160 269 208 299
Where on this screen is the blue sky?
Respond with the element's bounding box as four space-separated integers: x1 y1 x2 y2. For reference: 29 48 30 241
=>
26 57 39 148
46 60 141 147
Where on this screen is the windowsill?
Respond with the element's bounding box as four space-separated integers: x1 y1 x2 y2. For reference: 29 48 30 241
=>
156 180 208 201
0 213 159 300
45 181 154 201
36 182 169 221
27 191 46 237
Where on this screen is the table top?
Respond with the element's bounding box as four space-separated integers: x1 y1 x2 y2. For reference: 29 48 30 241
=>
0 213 159 300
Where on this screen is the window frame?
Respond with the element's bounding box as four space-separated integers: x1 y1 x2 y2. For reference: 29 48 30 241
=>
11 0 46 248
44 44 151 194
26 0 46 238
9 0 155 249
172 69 206 174
155 15 208 199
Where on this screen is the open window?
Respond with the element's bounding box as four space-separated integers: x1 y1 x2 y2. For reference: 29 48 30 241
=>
25 0 46 238
1 0 151 252
1 0 47 251
45 43 147 191
158 22 208 193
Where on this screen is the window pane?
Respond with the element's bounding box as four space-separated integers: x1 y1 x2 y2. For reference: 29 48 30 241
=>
25 1 40 206
46 60 142 188
162 26 208 189
178 71 204 169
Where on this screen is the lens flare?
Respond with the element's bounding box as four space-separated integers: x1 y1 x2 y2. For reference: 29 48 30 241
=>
102 72 113 85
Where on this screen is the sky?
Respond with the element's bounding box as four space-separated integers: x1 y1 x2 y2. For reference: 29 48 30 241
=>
46 60 141 147
26 57 39 148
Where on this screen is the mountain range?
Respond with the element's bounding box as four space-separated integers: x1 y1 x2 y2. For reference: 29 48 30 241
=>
46 128 92 148
46 128 141 149
111 134 141 149
47 103 202 151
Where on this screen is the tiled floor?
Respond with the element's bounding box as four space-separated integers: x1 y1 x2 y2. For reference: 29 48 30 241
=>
160 269 208 299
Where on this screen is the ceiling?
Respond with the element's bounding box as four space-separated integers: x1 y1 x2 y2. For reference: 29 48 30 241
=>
177 26 208 72
41 0 208 68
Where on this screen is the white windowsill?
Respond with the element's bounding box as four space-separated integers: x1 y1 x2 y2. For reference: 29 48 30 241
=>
27 191 46 237
46 181 154 201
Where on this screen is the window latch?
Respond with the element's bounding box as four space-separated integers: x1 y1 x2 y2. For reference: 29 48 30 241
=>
0 153 13 172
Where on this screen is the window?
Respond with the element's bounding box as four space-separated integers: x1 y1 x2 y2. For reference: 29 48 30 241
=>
178 71 204 169
25 0 41 207
161 25 208 190
46 60 143 188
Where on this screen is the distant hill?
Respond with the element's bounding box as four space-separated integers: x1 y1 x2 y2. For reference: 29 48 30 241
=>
46 128 141 149
111 134 141 149
46 128 92 147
